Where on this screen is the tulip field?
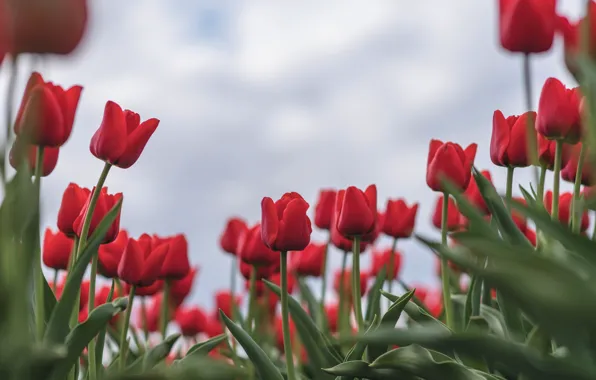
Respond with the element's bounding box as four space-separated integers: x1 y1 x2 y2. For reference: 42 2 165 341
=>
3 1 596 380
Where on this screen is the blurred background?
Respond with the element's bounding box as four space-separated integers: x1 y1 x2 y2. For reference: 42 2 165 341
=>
4 1 586 309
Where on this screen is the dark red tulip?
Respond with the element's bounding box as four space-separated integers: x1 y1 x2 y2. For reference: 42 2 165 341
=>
335 185 377 238
369 248 402 280
98 229 128 279
215 290 242 320
8 0 88 55
118 236 169 287
169 266 198 306
561 143 595 186
432 195 463 231
557 2 596 78
544 190 590 231
238 224 278 266
426 140 477 192
330 204 370 252
333 269 368 300
463 169 493 215
74 187 122 244
9 140 59 176
42 228 73 271
536 78 582 144
90 101 160 169
57 183 91 237
382 199 418 239
491 110 536 167
175 306 207 337
160 234 190 280
498 0 556 53
314 189 336 230
219 217 248 256
289 242 326 277
14 72 82 147
261 192 312 252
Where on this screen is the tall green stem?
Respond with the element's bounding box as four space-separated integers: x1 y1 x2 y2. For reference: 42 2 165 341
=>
523 53 539 186
552 141 563 221
506 167 514 210
572 144 586 233
34 147 45 340
120 286 136 369
440 191 454 330
160 279 171 339
338 251 348 340
280 251 296 380
247 266 257 333
538 165 547 203
318 236 330 330
387 238 398 309
352 236 364 330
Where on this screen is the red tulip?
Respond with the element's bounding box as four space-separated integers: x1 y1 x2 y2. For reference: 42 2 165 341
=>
57 183 91 237
161 234 190 280
90 101 160 169
8 0 88 55
432 195 462 231
169 266 198 306
98 229 128 279
557 2 596 78
561 143 595 186
219 217 248 256
498 0 556 53
335 185 377 238
424 289 443 318
42 228 73 271
525 228 537 246
536 78 582 144
73 187 122 244
330 202 370 252
426 140 477 192
289 242 326 277
491 110 536 167
175 307 207 337
215 290 242 320
205 313 224 338
14 72 82 147
261 192 312 252
333 269 368 299
544 191 590 231
325 303 339 332
382 199 418 239
463 170 492 215
412 285 429 303
238 224 278 266
117 236 169 287
369 248 402 280
132 280 163 297
314 189 336 230
9 140 59 176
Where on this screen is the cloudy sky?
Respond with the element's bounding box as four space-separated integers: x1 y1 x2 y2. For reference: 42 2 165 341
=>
5 1 586 311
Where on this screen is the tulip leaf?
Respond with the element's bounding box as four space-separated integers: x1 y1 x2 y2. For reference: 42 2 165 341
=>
44 198 123 345
368 290 414 362
43 276 57 325
365 268 386 323
291 312 335 380
126 333 180 373
184 334 227 357
381 290 450 333
296 277 325 330
49 298 127 380
340 314 379 376
453 296 507 339
443 179 498 238
263 279 343 365
219 311 284 380
323 360 416 380
464 275 482 329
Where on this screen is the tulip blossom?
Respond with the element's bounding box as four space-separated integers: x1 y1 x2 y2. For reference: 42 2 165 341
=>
215 290 242 320
117 236 169 287
537 135 573 170
238 224 278 266
261 192 312 252
333 269 368 299
544 191 590 231
498 0 556 53
426 140 477 193
289 242 326 277
491 110 536 167
557 2 596 78
42 228 74 271
329 205 370 252
160 234 190 280
57 183 91 237
463 170 493 215
98 229 128 279
335 185 377 238
219 217 248 256
561 143 594 186
9 140 59 177
314 189 337 230
175 307 207 337
169 266 198 306
382 199 418 239
432 195 462 231
369 248 402 280
90 101 160 169
14 72 82 146
535 78 582 144
73 187 122 244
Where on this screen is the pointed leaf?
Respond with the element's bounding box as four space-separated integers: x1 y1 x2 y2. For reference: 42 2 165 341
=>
365 268 386 323
368 290 414 361
323 360 415 380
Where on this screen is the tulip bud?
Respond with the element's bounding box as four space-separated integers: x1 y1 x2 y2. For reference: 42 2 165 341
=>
335 185 377 237
98 230 129 279
160 234 190 280
536 78 582 144
289 243 326 277
426 140 477 193
118 237 168 287
42 228 74 271
498 0 556 54
261 192 312 252
314 189 336 230
382 199 418 239
219 217 248 256
57 183 91 236
432 195 463 231
369 248 402 280
169 266 198 306
238 224 278 266
175 307 207 337
491 110 536 167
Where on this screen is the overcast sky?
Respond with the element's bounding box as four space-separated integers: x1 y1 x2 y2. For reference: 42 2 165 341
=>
4 1 586 312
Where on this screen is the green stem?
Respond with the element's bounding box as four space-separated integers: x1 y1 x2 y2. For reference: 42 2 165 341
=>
119 286 136 369
338 251 348 340
52 270 58 293
441 191 454 330
247 266 257 333
572 144 586 233
352 236 364 330
160 279 171 339
552 140 563 221
592 212 596 241
506 167 514 210
141 297 149 343
387 238 398 309
77 163 112 253
34 147 45 340
318 236 330 329
522 53 539 186
87 255 98 380
280 251 296 380
2 54 18 188
538 165 547 203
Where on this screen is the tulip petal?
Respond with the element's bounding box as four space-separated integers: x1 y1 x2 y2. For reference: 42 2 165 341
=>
490 110 511 166
118 238 144 285
90 101 127 163
260 197 279 250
